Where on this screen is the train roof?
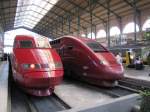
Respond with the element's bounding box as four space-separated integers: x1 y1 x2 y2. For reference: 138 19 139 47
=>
15 35 35 41
15 35 48 41
53 35 97 43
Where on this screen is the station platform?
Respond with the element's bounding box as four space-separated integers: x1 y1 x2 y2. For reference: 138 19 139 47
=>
0 62 9 112
54 80 113 108
124 65 150 81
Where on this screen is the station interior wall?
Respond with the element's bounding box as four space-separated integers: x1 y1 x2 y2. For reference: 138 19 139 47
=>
73 8 150 46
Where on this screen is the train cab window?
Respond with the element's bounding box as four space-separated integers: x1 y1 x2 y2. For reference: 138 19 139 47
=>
19 40 33 48
86 42 107 52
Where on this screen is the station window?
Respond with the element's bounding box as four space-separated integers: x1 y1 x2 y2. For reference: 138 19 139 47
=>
96 30 106 38
142 19 150 31
123 22 139 33
110 26 120 36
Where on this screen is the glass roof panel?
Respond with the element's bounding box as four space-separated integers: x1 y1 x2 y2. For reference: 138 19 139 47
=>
45 3 53 10
24 20 37 24
14 0 59 29
41 9 47 15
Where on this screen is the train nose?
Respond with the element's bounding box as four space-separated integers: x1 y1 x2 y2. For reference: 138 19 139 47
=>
23 71 63 88
107 65 124 79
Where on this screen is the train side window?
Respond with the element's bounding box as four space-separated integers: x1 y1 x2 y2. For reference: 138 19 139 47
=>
67 45 73 50
19 40 33 48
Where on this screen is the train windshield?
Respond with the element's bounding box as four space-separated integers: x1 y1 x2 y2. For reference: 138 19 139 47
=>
36 39 51 48
20 40 33 48
86 42 107 52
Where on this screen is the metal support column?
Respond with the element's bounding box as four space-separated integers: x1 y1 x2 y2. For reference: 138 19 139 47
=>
106 1 110 48
68 15 71 34
137 11 142 32
93 25 96 39
61 17 64 35
85 28 88 38
51 25 54 38
0 0 6 31
56 23 58 38
118 17 123 46
77 8 80 36
89 0 93 39
133 0 137 43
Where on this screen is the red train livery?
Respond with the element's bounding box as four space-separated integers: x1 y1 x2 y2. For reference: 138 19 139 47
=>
10 35 63 96
50 36 124 86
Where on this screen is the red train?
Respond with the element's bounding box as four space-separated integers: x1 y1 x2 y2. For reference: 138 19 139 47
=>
50 36 124 86
10 35 63 96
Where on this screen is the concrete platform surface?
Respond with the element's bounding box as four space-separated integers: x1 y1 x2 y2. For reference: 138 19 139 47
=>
125 65 150 81
60 94 140 112
54 80 113 108
0 62 9 112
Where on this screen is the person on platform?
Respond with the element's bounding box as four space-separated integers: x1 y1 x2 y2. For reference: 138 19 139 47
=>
134 57 144 70
116 52 123 65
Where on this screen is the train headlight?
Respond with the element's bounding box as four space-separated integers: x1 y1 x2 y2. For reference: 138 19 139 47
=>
100 60 109 65
22 63 49 70
30 64 35 69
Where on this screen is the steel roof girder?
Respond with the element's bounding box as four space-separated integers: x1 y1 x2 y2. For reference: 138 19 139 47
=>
65 0 106 23
95 0 121 19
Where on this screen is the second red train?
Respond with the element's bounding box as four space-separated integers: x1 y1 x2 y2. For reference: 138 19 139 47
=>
50 36 124 86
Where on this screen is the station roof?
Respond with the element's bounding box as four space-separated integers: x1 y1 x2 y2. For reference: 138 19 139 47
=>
0 0 150 38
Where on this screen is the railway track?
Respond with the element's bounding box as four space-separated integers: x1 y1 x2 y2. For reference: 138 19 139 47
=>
118 77 150 91
27 93 71 112
93 85 137 98
10 84 71 112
